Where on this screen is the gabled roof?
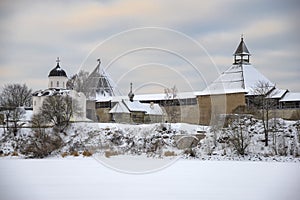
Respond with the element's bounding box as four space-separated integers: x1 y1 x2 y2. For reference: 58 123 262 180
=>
109 100 164 115
109 101 130 114
123 100 147 112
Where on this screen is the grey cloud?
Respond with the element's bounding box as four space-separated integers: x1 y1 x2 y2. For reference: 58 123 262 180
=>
0 0 299 93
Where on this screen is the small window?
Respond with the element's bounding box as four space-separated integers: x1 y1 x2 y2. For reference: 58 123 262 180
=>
57 81 59 87
51 81 53 87
63 82 65 88
34 101 36 106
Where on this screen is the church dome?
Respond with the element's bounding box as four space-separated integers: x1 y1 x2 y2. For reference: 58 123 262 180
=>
48 58 67 77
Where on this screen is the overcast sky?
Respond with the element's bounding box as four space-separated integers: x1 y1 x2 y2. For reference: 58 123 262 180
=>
0 0 299 95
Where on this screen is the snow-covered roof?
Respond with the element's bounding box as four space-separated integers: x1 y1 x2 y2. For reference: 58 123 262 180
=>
32 88 70 97
142 103 164 115
95 91 113 102
97 92 197 103
197 64 274 95
89 61 120 101
279 92 300 102
267 88 288 99
123 100 147 112
243 65 274 95
131 93 166 101
109 102 130 114
109 100 164 115
134 92 196 101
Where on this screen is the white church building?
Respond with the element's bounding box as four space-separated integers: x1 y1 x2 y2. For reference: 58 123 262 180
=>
32 58 87 121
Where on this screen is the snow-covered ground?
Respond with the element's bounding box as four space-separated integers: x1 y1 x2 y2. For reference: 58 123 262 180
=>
0 157 299 200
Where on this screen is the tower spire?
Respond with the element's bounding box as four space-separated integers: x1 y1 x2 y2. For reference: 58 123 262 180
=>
233 36 250 64
96 58 101 73
128 82 134 102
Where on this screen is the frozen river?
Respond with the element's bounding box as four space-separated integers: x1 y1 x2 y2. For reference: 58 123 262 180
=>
0 157 299 200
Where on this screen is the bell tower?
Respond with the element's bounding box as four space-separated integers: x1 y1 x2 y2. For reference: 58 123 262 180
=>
233 35 251 64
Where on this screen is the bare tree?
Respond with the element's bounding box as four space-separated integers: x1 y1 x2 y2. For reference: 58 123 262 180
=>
0 83 32 135
164 85 179 123
67 70 90 97
0 83 32 108
251 81 277 146
9 107 26 136
38 95 74 132
1 109 13 133
31 112 47 133
269 118 285 155
222 114 256 155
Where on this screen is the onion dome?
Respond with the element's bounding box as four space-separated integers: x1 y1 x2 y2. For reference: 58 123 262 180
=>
48 57 67 77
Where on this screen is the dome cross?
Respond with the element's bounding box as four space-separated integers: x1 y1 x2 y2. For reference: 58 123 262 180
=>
56 57 60 65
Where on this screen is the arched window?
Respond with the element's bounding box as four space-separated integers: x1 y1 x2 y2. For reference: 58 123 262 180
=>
63 82 65 88
34 101 36 106
51 81 53 87
57 81 59 87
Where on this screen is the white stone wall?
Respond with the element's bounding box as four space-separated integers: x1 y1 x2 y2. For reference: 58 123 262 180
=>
33 90 87 121
69 90 87 121
32 95 46 115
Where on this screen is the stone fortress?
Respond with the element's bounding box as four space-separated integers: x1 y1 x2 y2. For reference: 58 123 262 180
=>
33 38 300 125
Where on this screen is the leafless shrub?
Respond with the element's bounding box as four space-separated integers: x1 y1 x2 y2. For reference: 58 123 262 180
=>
71 151 79 157
82 150 93 157
105 150 118 158
61 152 68 158
164 151 177 157
21 130 63 158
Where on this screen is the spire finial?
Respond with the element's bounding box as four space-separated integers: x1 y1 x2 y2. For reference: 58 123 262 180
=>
241 33 244 41
128 82 134 102
56 57 60 65
96 58 101 73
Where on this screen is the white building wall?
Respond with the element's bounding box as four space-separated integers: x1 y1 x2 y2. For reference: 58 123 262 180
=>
33 91 87 121
69 90 87 121
32 96 46 115
48 76 68 89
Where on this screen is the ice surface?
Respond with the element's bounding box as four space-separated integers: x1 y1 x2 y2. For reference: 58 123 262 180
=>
0 158 299 200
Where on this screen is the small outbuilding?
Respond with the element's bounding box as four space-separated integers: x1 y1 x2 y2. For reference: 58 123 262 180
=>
109 99 164 124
